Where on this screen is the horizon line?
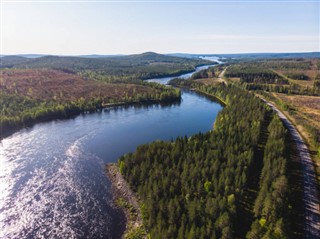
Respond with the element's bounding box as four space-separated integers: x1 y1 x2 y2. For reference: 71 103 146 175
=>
1 51 320 57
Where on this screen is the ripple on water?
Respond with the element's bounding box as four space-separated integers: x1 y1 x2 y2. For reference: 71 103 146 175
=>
0 132 117 238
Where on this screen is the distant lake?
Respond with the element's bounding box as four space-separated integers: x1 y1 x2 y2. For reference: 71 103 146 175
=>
0 66 223 238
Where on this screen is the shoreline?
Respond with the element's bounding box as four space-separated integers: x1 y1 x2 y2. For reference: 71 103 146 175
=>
142 63 214 81
0 96 181 140
105 163 146 239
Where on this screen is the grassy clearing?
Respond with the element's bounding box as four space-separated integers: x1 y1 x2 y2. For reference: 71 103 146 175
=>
195 77 224 85
226 77 241 83
274 93 320 125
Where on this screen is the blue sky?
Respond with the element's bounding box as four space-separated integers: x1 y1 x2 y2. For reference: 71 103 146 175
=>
1 0 319 54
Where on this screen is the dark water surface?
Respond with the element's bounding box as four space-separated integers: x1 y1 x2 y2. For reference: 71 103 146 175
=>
0 68 222 238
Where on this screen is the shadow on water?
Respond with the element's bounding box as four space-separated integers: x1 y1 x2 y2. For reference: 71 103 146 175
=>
103 98 182 113
0 98 182 140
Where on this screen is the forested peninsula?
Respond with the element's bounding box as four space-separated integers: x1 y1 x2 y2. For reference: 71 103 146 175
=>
117 84 292 239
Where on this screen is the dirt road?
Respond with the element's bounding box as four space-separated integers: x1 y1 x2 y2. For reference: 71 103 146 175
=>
218 67 228 85
263 100 320 239
218 67 227 79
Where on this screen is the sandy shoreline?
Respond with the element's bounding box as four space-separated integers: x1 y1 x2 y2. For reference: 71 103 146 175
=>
105 163 146 239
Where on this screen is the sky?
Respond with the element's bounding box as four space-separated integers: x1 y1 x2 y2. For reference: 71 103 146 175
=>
1 0 319 55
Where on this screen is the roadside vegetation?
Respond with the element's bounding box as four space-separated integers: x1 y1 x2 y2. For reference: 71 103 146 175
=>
222 58 320 184
260 92 320 182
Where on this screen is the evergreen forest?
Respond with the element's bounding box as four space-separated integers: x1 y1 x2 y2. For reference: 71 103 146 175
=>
119 84 291 239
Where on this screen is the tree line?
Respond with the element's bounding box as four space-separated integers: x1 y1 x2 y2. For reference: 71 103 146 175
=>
247 116 289 238
225 66 288 85
244 82 320 96
0 84 181 137
191 67 216 80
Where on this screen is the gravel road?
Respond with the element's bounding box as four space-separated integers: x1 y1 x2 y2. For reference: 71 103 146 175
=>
263 100 320 239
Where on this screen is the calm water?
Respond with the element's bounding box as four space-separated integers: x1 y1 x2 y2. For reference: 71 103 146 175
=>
147 64 216 84
0 66 222 238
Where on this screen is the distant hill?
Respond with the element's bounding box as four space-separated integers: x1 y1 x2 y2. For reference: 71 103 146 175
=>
0 56 32 67
168 52 320 59
205 52 320 59
1 52 211 81
79 54 125 58
0 54 47 59
1 52 209 69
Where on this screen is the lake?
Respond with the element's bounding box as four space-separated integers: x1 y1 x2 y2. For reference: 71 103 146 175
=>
0 65 223 238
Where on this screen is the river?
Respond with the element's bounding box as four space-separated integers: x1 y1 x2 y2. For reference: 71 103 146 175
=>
0 64 222 238
147 64 216 84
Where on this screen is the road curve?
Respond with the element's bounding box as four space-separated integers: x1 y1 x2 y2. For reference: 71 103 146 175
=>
262 99 320 239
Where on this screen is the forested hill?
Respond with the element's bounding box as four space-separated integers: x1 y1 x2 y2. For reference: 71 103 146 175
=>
0 52 211 80
217 52 320 60
167 52 320 60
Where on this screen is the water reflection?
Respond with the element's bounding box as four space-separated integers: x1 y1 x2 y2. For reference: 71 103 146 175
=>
105 98 182 113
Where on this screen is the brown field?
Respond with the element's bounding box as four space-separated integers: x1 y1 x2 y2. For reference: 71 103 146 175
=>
260 92 320 185
274 70 315 88
0 69 157 102
227 77 241 83
275 93 320 127
290 79 315 88
196 77 225 85
275 59 320 88
270 92 320 180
